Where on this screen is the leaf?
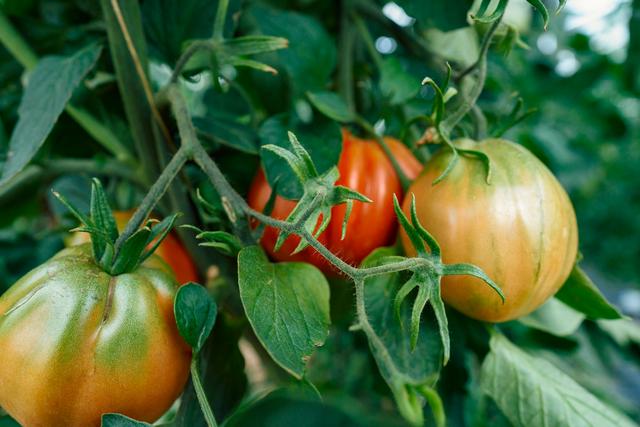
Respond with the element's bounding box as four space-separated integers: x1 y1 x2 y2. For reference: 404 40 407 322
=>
555 265 623 319
519 298 585 336
379 58 420 105
0 44 102 185
174 283 218 352
101 413 151 426
244 4 336 98
306 91 354 122
597 319 640 347
395 0 473 31
423 27 480 68
259 114 341 199
142 0 241 64
525 0 550 29
193 116 258 154
237 246 330 378
480 333 637 427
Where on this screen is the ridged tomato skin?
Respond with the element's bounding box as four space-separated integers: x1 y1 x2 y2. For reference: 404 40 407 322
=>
68 210 199 285
0 244 191 427
248 130 422 275
401 139 578 322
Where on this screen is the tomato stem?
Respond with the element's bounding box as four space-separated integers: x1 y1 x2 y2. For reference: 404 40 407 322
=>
191 357 219 427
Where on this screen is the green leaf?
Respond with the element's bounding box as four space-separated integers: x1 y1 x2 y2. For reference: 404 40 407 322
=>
101 413 151 426
192 228 243 257
0 44 102 185
0 415 19 427
244 4 336 98
423 27 479 68
259 114 341 199
379 58 420 105
193 116 258 154
360 247 443 424
237 246 330 378
174 283 218 352
519 298 585 336
480 333 637 427
306 91 354 122
142 0 240 64
555 265 623 319
597 319 640 347
395 0 473 31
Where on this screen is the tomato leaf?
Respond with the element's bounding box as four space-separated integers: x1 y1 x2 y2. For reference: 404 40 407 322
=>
306 91 355 122
237 246 330 379
480 332 636 427
518 298 585 337
0 43 102 186
394 0 473 31
174 283 218 352
379 58 420 105
101 413 151 426
555 265 623 320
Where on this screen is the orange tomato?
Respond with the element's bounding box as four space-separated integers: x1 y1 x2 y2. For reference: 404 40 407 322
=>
402 138 578 322
0 244 191 426
248 129 422 275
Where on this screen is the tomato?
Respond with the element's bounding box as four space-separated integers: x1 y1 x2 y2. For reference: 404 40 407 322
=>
248 129 422 274
0 244 191 427
68 210 199 285
401 138 578 322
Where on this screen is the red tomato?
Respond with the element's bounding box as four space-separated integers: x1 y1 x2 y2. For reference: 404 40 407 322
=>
68 210 199 285
248 129 421 274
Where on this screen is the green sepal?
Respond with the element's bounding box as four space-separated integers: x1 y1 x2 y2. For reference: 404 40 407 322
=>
110 227 152 275
471 0 508 23
186 225 243 257
442 263 505 302
526 0 550 29
140 213 181 263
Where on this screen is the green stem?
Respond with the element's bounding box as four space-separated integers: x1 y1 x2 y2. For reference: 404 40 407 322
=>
0 11 38 69
353 13 383 69
338 0 356 114
417 386 446 427
191 357 218 427
213 0 230 42
0 11 134 165
170 40 213 83
442 17 502 135
114 144 190 253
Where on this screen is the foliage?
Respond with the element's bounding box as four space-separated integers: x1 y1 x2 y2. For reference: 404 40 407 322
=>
0 0 639 426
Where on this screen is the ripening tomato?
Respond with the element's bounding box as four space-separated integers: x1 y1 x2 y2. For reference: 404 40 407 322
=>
248 129 422 274
0 244 191 427
401 138 578 322
68 210 199 285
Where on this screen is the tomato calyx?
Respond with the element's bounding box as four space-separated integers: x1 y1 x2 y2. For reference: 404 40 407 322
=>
393 194 505 364
54 178 179 276
260 131 371 254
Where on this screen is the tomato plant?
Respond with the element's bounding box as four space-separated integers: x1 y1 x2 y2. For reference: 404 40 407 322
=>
248 129 421 274
0 244 191 427
401 138 579 322
0 0 638 426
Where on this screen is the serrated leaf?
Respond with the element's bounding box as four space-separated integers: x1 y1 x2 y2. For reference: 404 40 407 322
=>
237 246 330 378
1 44 102 185
555 265 623 319
101 413 151 426
174 283 217 352
306 91 354 122
480 333 636 427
